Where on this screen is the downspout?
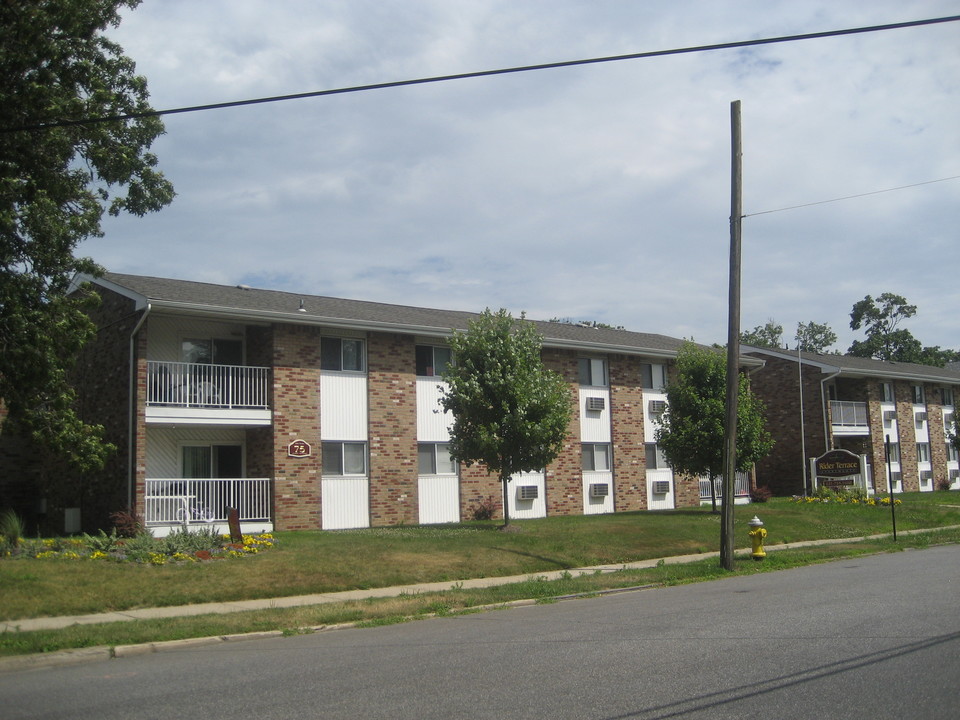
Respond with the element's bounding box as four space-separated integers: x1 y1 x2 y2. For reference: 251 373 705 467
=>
820 370 841 453
128 304 151 510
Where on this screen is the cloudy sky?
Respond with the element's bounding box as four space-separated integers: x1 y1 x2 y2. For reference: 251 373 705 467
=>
88 1 960 351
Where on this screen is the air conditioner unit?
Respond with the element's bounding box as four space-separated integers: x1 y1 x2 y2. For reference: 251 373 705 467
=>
945 414 955 427
652 480 671 495
950 469 959 481
890 471 903 483
915 412 928 423
586 396 605 412
517 485 539 501
648 400 666 415
883 410 897 421
589 483 609 498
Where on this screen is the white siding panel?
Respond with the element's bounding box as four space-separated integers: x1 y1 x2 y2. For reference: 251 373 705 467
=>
320 372 368 441
579 388 611 443
646 468 675 510
321 477 369 529
582 470 614 514
644 391 668 443
417 378 452 441
509 471 546 519
418 475 460 524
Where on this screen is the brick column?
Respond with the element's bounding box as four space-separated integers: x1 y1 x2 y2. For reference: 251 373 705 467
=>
542 349 582 517
894 382 918 492
610 355 646 511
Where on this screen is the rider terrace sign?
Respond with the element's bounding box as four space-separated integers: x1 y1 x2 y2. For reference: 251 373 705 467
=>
815 449 862 478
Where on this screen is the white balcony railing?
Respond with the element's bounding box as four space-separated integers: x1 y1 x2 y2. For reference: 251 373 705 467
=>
145 478 271 525
147 361 269 409
831 400 868 428
699 472 751 500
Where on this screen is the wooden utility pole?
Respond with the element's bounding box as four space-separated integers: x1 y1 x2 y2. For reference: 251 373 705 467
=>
721 100 742 571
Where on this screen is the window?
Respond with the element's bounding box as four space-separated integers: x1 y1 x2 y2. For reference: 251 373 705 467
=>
912 384 925 404
943 388 955 407
182 444 242 479
322 442 367 475
578 358 607 386
917 442 930 463
644 443 670 470
640 363 666 390
181 338 243 365
582 443 610 471
418 443 457 475
948 443 958 463
887 442 900 464
416 345 452 377
321 337 365 371
881 383 895 403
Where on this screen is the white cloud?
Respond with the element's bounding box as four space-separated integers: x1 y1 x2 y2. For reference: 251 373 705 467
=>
88 0 960 352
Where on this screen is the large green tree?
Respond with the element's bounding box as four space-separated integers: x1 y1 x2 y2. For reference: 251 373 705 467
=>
739 319 783 349
440 309 572 528
795 321 837 354
0 0 173 470
847 293 958 366
654 342 773 514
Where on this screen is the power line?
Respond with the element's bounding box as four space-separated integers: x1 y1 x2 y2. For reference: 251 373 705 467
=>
743 175 960 217
4 14 960 133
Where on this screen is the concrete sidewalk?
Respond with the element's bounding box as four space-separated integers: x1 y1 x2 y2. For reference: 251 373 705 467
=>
4 531 918 635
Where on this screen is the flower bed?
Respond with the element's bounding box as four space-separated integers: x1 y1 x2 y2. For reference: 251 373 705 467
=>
2 528 275 563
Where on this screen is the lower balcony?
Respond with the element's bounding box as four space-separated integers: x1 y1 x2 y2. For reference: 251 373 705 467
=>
146 360 271 426
145 477 273 537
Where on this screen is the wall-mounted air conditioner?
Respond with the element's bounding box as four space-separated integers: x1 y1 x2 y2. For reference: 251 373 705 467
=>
589 483 609 498
648 400 666 415
915 412 928 423
652 480 671 495
950 469 960 481
586 396 605 412
890 471 903 483
883 410 897 421
920 470 933 481
517 485 539 500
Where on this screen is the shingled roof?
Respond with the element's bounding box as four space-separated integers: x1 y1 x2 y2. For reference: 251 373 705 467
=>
743 345 960 384
87 272 698 359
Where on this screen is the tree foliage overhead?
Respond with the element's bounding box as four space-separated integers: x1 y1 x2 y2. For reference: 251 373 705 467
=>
0 0 174 470
739 319 783 349
440 309 572 527
795 321 837 354
654 342 773 511
847 293 958 366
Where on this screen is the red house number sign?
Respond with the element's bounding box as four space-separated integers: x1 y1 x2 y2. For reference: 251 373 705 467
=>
288 440 312 458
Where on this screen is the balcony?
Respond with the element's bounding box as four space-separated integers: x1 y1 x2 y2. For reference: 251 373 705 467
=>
146 360 271 426
145 477 272 535
831 400 869 435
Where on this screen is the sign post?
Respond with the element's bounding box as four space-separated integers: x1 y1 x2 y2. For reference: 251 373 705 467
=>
885 435 897 541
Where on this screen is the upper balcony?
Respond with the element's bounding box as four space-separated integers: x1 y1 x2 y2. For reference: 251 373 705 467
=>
146 360 271 426
831 400 869 436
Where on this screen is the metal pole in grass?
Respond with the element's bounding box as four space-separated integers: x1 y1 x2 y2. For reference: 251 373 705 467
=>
885 434 897 541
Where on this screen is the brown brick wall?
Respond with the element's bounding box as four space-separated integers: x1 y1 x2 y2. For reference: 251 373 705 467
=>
542 349 583 516
610 354 646 511
271 325 322 530
459 462 501 519
367 332 419 526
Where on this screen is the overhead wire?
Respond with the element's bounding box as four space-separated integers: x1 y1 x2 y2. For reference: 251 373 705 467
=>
2 14 959 133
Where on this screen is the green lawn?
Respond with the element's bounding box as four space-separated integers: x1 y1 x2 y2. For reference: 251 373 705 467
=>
3 493 958 622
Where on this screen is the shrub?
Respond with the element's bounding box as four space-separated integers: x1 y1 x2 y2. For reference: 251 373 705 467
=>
81 528 121 554
470 496 499 521
110 508 144 538
750 486 773 503
0 508 25 549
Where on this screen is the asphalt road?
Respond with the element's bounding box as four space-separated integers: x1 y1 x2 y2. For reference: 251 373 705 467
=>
4 545 960 719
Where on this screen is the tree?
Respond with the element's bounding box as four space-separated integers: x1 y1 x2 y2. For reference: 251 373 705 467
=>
795 321 837 353
654 343 773 514
0 0 174 470
739 319 783 349
440 309 572 528
847 293 958 366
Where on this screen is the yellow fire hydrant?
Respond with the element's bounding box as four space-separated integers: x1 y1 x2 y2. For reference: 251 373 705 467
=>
748 515 767 561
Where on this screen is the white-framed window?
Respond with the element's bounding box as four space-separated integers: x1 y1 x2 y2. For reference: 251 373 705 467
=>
415 345 452 377
578 358 607 387
582 443 610 471
942 387 955 407
644 443 670 470
887 442 901 464
182 444 243 479
912 384 925 404
181 337 243 365
321 337 365 372
881 382 895 403
947 443 958 463
917 442 931 463
322 441 367 475
417 443 457 475
640 362 666 390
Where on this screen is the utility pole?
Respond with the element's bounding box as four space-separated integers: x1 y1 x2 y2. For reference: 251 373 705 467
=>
721 100 742 571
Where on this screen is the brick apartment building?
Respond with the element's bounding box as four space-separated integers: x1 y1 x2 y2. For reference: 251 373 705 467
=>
0 272 759 535
743 346 960 497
